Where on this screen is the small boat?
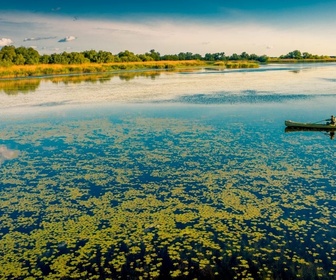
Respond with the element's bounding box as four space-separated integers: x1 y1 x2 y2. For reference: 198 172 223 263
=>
285 120 336 130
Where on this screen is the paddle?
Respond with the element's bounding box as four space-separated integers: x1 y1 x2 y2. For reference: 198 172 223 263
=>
312 119 329 124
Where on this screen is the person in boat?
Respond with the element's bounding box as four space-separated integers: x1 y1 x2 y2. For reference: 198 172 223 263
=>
326 115 336 125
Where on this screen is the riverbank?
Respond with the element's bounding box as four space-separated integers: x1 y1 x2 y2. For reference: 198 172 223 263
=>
0 60 259 79
267 58 336 63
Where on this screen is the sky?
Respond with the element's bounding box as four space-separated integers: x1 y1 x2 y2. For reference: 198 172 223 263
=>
1 0 336 56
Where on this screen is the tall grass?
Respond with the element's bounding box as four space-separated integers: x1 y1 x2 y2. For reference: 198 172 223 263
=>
0 61 206 79
268 58 336 63
223 61 259 68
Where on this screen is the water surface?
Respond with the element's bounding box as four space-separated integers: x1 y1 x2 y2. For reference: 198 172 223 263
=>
0 63 335 279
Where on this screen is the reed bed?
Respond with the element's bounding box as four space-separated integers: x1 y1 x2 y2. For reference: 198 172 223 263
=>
0 61 206 79
223 61 259 68
267 58 336 63
0 60 263 79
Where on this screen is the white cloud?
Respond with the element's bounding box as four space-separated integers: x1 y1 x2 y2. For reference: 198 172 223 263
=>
24 36 57 41
0 37 13 46
1 10 336 56
58 35 76 43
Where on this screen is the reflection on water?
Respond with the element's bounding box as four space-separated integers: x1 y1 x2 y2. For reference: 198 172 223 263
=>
2 63 336 96
0 70 163 95
2 63 336 112
285 127 336 140
0 63 336 279
0 79 41 95
0 144 19 165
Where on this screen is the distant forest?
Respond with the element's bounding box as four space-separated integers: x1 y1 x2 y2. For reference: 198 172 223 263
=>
0 46 331 66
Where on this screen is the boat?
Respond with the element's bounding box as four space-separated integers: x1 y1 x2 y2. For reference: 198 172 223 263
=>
285 120 336 130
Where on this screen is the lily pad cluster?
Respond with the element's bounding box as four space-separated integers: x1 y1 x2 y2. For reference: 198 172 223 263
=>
0 111 335 279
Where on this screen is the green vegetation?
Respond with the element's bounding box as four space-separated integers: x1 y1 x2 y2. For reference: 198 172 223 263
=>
0 114 335 279
0 71 166 95
0 60 209 79
268 49 336 62
0 46 335 78
280 50 330 60
0 46 268 66
0 46 263 78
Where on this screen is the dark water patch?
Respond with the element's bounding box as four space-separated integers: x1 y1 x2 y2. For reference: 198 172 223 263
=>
159 91 318 104
32 101 70 107
180 66 309 75
320 78 336 83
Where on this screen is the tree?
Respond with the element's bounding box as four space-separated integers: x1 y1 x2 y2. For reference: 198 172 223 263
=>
161 54 179 60
204 53 215 61
240 52 249 60
96 51 115 63
177 52 195 60
283 50 302 59
137 54 154 61
147 49 160 61
178 52 187 60
14 47 40 64
302 52 313 59
249 54 259 61
13 54 25 65
257 55 268 63
0 45 16 65
192 53 202 60
185 52 194 60
39 54 50 64
49 53 69 64
67 52 89 64
25 47 40 64
229 53 241 60
82 50 99 62
117 50 141 62
213 52 226 61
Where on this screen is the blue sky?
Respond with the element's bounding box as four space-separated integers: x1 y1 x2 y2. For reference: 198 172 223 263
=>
1 1 336 56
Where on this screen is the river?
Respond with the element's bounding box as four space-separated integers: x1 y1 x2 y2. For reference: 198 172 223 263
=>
0 63 335 279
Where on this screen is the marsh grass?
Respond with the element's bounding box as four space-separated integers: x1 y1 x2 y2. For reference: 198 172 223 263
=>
0 61 206 79
0 60 260 79
224 61 259 68
268 58 336 63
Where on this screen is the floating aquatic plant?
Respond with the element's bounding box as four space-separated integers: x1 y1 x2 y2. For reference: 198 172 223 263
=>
0 112 335 279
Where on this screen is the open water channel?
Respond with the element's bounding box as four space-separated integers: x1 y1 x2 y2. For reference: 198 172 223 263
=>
0 63 335 279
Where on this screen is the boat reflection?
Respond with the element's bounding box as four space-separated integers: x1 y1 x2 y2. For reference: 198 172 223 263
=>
285 127 336 140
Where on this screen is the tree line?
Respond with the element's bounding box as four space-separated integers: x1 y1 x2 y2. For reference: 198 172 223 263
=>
0 46 331 66
279 50 330 59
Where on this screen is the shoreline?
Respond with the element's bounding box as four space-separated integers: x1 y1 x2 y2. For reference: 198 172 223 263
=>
0 60 259 79
1 58 335 82
1 59 336 80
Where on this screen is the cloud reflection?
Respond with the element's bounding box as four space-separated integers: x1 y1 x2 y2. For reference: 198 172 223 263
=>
0 145 19 165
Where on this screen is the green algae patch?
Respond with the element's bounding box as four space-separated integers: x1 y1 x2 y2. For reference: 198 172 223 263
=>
0 112 335 279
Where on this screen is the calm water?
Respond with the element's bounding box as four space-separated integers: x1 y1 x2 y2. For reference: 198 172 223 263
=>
0 64 335 279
